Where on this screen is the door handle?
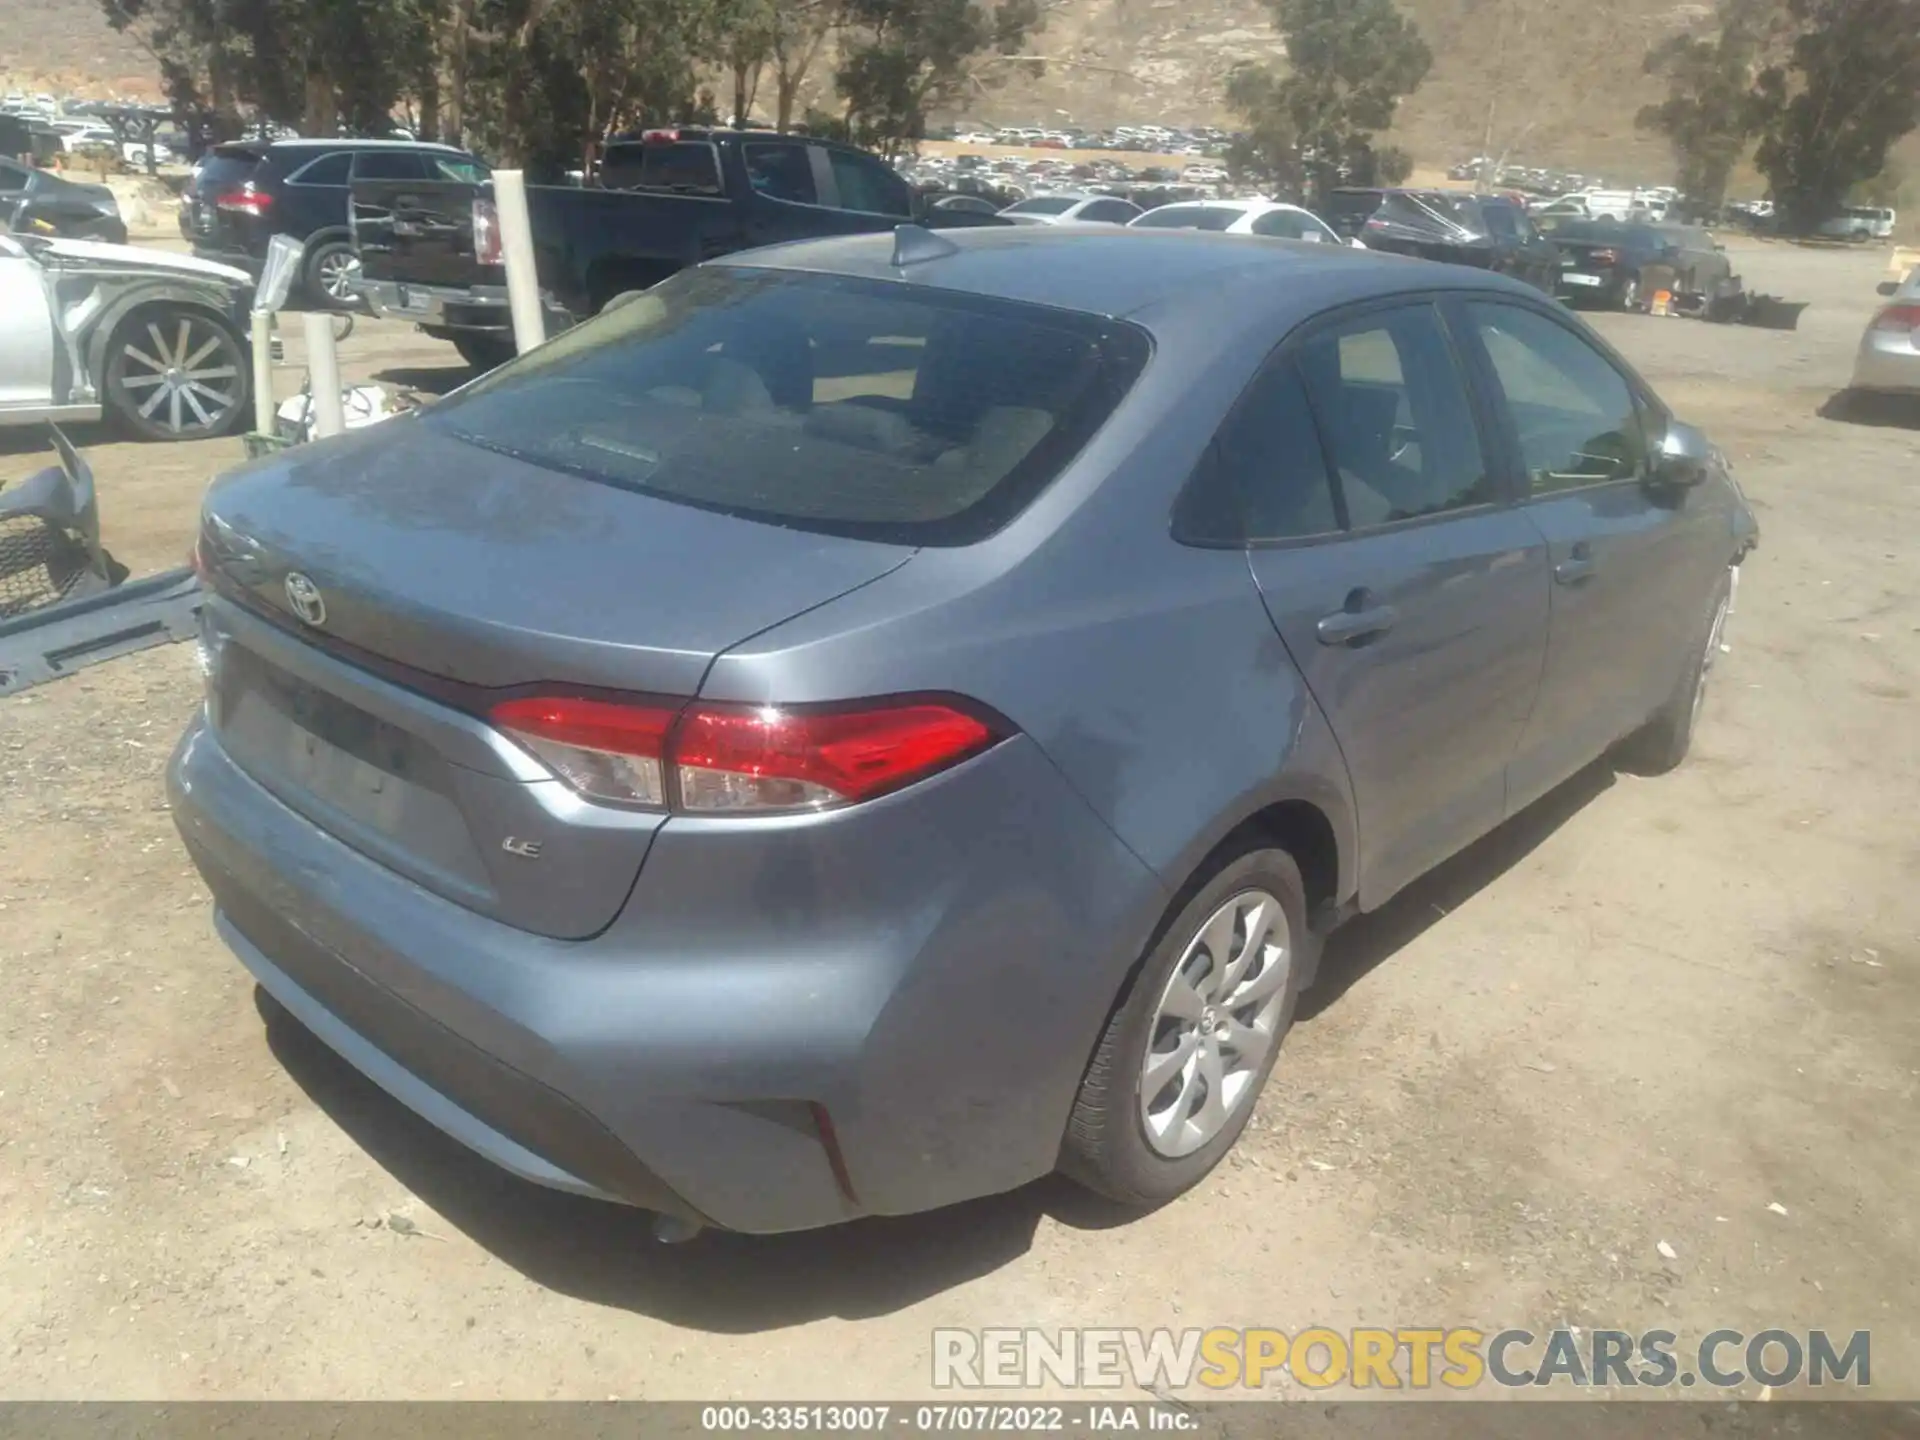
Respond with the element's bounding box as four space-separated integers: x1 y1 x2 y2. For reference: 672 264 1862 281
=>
1316 599 1398 646
1554 544 1595 586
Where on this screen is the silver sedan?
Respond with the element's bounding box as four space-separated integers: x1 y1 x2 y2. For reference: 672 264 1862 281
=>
1850 268 1920 396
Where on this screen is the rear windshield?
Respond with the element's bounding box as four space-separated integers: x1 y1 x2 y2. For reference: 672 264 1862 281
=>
1005 196 1079 215
601 140 721 194
195 148 263 194
426 267 1151 546
1131 205 1242 230
1555 221 1663 249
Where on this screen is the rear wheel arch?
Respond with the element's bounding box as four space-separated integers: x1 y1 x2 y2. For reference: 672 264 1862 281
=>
1234 799 1342 927
1107 791 1350 1031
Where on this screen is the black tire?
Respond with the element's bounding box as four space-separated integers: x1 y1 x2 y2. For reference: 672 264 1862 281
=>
452 333 518 371
1620 567 1734 775
1062 846 1318 1206
103 304 251 442
302 236 361 309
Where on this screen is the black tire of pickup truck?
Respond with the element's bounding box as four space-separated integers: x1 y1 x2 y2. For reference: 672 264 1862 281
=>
453 335 518 371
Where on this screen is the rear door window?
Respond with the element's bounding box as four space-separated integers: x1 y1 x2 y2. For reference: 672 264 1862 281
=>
429 155 491 183
352 150 429 181
742 143 817 205
1295 304 1495 527
1177 359 1341 543
426 266 1151 546
286 151 351 185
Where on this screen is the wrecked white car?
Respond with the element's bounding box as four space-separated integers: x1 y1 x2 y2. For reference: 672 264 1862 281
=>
0 232 253 441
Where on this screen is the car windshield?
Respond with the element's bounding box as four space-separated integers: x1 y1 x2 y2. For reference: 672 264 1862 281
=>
1004 196 1079 215
425 266 1152 546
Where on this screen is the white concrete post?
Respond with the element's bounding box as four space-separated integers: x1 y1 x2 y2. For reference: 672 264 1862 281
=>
251 310 275 438
493 169 546 354
301 311 346 438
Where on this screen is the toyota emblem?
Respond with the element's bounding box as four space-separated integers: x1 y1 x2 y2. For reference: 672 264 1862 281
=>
284 572 327 627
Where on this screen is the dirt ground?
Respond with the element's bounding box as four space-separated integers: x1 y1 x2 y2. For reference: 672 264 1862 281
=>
0 238 1915 1403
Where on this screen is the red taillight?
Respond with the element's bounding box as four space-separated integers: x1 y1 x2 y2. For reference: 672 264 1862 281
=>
674 702 995 812
488 695 999 813
640 128 682 145
1872 304 1920 334
190 534 210 582
491 695 677 805
214 186 271 216
1589 247 1619 265
472 198 502 266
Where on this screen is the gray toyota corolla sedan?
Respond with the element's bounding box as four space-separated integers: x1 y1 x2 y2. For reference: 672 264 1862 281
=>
170 225 1758 1236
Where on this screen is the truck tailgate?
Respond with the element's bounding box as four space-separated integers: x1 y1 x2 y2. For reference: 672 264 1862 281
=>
352 178 498 288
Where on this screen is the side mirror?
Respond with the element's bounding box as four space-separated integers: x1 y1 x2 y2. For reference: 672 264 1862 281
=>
1651 420 1713 491
1877 280 1900 296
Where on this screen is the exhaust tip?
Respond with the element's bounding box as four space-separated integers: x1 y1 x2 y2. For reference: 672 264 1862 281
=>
651 1212 704 1244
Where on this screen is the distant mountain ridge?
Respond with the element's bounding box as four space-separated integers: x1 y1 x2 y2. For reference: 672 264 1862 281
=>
10 0 1698 181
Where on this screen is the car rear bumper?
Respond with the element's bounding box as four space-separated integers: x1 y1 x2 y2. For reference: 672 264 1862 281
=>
353 277 558 339
169 706 1163 1233
1555 268 1626 302
1851 332 1920 393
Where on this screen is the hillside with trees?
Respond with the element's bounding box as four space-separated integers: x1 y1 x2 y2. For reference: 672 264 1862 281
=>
7 0 1917 214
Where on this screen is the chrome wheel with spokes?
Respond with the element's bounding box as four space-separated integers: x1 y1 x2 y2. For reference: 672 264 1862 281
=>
105 307 248 441
1139 888 1292 1159
316 247 361 302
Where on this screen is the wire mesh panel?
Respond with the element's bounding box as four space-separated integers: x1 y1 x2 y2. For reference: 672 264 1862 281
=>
0 515 88 620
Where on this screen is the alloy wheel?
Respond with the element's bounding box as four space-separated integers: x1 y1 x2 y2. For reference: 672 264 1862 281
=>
1138 889 1292 1158
318 248 361 301
115 314 243 437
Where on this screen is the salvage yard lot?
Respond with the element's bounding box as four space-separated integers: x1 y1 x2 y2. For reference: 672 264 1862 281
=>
1 240 1915 1400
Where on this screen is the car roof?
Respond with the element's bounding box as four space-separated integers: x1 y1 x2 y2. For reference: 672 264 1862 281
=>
725 224 1529 324
270 138 465 152
1133 199 1314 219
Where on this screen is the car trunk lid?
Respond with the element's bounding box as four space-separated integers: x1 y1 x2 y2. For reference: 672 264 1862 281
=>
196 420 913 937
